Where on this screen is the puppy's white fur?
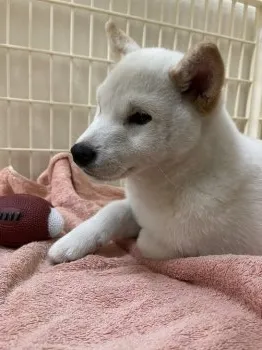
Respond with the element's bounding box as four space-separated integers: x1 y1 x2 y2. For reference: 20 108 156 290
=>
49 22 262 263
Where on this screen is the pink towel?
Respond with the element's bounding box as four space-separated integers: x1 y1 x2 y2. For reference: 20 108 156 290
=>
0 153 262 349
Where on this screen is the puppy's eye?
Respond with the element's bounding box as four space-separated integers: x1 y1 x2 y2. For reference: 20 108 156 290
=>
127 112 152 125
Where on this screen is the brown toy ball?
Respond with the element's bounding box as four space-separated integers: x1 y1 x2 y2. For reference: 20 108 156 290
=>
0 194 64 248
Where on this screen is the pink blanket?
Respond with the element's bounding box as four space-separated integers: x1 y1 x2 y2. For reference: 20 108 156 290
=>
0 153 262 349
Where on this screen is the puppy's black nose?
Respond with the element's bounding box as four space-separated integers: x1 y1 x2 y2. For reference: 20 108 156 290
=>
71 143 97 167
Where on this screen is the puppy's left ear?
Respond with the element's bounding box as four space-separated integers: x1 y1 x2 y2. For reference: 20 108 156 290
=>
169 42 225 114
105 20 140 56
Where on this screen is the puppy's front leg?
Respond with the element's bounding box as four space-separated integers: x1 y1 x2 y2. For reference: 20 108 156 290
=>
48 199 139 264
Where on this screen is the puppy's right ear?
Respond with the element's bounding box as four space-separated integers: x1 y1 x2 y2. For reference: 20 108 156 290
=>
105 20 140 56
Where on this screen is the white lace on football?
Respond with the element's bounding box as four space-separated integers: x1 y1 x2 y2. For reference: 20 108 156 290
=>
48 208 64 238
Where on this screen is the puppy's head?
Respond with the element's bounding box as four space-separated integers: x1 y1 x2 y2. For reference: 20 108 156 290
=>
71 21 225 181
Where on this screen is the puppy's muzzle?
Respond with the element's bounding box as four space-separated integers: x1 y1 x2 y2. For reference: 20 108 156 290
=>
71 142 97 167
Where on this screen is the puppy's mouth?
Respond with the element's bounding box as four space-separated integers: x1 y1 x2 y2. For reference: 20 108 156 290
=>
82 167 135 181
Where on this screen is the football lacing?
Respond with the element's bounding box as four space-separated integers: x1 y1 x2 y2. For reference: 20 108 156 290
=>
0 212 21 221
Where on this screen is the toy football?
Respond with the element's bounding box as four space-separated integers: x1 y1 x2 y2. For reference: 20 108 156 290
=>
0 194 64 248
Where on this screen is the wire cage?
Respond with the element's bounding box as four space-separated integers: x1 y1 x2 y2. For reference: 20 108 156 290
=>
0 0 261 181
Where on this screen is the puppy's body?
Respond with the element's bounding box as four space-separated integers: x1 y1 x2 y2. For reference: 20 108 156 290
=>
127 112 262 258
49 23 262 263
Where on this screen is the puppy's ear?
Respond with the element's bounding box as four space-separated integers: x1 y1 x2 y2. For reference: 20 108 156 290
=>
105 20 140 56
169 42 225 114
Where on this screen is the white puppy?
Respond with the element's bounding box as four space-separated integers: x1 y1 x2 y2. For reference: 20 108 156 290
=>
49 21 262 264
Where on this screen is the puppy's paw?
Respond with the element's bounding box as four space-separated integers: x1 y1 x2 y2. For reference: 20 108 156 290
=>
48 229 102 264
137 229 174 260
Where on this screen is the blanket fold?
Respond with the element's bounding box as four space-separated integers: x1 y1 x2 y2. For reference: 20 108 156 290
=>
0 153 262 350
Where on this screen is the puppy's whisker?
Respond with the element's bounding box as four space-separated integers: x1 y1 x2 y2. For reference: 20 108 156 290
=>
146 155 176 187
155 165 176 187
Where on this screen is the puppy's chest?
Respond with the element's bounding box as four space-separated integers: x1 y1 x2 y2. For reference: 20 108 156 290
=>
125 179 231 242
126 181 191 233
